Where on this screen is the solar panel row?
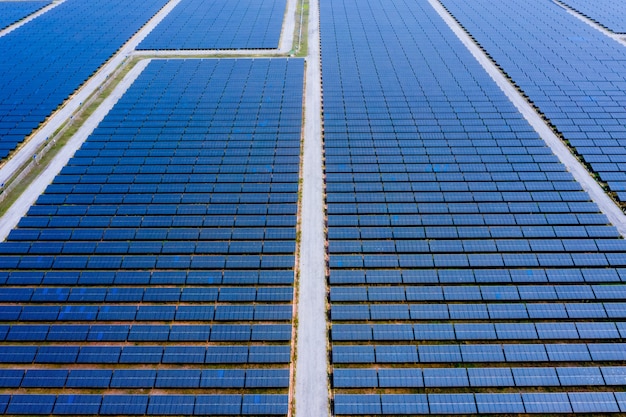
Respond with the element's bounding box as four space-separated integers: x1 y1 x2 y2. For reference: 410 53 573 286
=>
0 304 292 321
0 368 289 388
0 270 293 285
332 301 626 320
0 323 292 341
333 366 626 387
328 251 625 268
329 284 626 301
334 392 624 415
332 343 626 363
0 394 287 415
0 344 291 364
332 321 626 341
329 267 626 284
0 254 295 270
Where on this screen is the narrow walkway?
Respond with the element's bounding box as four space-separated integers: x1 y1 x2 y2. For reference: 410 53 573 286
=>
553 0 626 47
0 60 151 241
295 0 328 415
430 0 626 237
0 0 67 38
0 0 182 191
279 0 298 53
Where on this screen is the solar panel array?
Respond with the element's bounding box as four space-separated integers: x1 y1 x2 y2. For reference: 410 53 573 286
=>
0 0 49 30
321 0 626 413
560 0 626 33
0 0 168 160
0 58 303 416
137 0 287 50
439 0 626 204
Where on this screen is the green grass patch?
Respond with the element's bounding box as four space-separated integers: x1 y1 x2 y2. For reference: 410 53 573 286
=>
294 0 309 57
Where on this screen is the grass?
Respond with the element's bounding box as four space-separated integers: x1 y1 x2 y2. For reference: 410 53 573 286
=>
293 0 309 57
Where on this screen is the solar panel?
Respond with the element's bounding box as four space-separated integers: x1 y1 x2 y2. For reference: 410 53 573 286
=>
198 369 244 389
6 395 56 415
375 345 418 363
427 393 477 414
503 344 548 362
468 367 514 387
245 369 289 388
336 368 380 389
241 394 288 415
377 368 423 388
568 392 619 413
334 394 381 415
194 395 242 416
147 395 195 416
557 367 604 386
475 393 524 414
66 370 112 388
111 369 156 388
381 394 428 415
54 395 102 414
423 368 469 387
100 395 149 415
332 345 375 364
512 367 560 387
21 369 67 388
600 367 626 385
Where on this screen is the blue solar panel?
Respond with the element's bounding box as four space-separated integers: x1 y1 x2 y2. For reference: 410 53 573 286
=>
53 395 102 415
111 369 156 388
512 367 560 387
147 395 195 416
557 367 604 386
423 368 469 387
468 367 514 387
569 392 620 413
21 369 67 388
333 368 378 388
241 394 288 415
334 394 381 415
100 395 148 415
0 369 23 388
475 393 524 414
332 345 375 364
600 366 626 385
66 370 112 388
194 395 242 415
428 393 477 414
522 392 572 413
381 394 429 415
545 343 592 362
200 369 244 388
6 395 56 415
